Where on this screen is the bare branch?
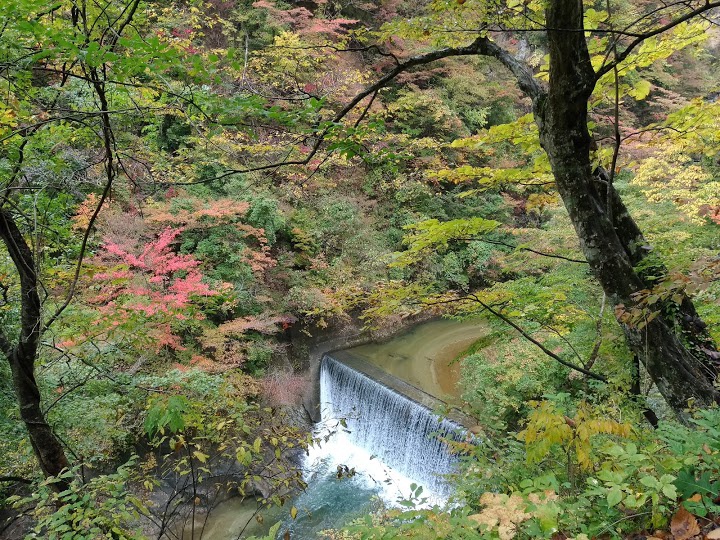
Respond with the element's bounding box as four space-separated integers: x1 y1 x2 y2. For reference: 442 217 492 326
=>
456 237 588 264
0 476 32 484
44 70 116 330
202 35 544 185
584 293 606 374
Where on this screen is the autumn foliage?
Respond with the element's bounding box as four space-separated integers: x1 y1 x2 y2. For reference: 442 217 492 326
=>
92 227 224 314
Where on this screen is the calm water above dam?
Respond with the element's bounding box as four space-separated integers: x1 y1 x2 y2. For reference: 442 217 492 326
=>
348 318 489 404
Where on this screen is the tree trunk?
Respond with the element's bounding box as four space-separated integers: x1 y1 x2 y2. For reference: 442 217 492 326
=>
8 351 71 486
536 0 719 412
599 178 717 363
0 209 71 489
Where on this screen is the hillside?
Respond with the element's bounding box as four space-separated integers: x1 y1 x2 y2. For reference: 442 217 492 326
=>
1 0 720 538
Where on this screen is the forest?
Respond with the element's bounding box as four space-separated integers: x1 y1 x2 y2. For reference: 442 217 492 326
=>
1 0 720 538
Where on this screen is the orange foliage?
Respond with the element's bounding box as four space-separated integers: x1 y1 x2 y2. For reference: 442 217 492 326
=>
217 314 296 337
72 193 110 231
145 195 250 228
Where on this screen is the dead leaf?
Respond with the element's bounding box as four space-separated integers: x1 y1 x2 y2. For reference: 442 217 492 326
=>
689 494 703 502
671 506 700 540
472 492 558 540
471 493 529 540
705 529 720 540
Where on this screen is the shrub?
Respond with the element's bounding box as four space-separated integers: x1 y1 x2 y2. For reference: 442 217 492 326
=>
260 371 310 406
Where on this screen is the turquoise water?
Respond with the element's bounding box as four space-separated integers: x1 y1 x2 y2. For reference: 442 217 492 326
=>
184 453 389 540
274 461 385 538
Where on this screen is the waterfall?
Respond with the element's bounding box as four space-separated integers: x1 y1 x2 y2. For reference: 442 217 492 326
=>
314 354 465 500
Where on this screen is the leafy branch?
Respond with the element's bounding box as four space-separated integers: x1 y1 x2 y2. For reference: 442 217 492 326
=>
468 294 608 382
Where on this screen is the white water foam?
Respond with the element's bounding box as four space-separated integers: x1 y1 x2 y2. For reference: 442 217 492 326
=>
304 355 465 507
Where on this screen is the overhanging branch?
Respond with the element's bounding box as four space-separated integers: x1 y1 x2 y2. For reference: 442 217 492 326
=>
595 2 720 79
472 295 608 382
204 35 544 184
0 475 32 484
456 237 588 264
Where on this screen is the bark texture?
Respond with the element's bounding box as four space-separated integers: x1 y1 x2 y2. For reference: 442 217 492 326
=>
0 209 71 488
533 0 719 412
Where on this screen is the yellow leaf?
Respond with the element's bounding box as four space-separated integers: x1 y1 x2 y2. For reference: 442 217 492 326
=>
193 450 209 463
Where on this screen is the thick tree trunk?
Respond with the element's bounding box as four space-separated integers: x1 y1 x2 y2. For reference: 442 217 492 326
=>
536 0 719 412
0 209 71 489
598 179 717 361
8 352 71 485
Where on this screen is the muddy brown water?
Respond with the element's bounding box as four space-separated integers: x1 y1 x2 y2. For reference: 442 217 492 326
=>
347 318 489 405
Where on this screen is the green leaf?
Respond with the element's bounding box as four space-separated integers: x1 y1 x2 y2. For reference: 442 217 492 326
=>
193 450 209 463
661 484 677 499
628 79 652 100
607 487 623 507
392 217 500 267
640 476 660 489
